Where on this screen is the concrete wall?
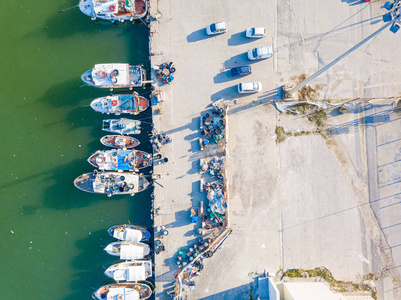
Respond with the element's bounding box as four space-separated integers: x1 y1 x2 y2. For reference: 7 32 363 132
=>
283 282 340 300
268 278 280 300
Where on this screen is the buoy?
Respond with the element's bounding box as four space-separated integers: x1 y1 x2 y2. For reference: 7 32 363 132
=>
109 4 115 11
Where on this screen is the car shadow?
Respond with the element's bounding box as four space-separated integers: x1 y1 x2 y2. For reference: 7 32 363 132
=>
224 53 262 69
187 28 213 43
213 70 237 84
227 32 258 46
211 86 237 102
210 85 251 102
223 53 248 69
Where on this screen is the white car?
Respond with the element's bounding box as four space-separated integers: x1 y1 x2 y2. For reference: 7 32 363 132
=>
247 46 273 60
245 27 266 38
238 82 262 94
206 22 227 35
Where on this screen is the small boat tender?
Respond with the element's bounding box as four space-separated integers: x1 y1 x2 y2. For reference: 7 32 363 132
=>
108 224 151 242
100 135 140 148
102 118 141 135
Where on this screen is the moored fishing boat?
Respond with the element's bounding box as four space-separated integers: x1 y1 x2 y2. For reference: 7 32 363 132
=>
104 260 153 282
108 224 151 242
81 63 144 89
102 118 141 135
79 0 148 23
88 149 152 171
92 282 152 300
90 94 149 115
74 171 150 196
104 241 150 260
100 135 140 149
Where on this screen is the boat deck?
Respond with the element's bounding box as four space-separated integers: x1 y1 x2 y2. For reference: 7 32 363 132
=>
95 282 152 300
119 95 149 113
89 149 150 171
128 66 142 87
104 119 141 135
115 0 147 16
74 173 96 193
135 150 151 169
101 135 140 148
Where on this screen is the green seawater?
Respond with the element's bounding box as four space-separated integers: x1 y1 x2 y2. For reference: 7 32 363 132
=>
0 1 152 299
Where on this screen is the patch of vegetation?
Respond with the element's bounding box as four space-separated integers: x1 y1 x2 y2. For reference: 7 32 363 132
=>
276 126 286 143
276 126 315 142
293 103 313 114
285 269 303 278
308 108 327 128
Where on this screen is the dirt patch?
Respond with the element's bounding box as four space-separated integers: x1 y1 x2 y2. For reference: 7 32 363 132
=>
293 74 324 101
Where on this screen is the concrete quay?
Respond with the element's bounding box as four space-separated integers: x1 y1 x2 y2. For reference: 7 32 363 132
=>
147 0 401 299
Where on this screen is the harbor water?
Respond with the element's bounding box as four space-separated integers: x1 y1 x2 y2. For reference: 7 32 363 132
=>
0 1 152 299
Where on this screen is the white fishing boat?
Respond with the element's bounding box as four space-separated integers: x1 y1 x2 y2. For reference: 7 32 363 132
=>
74 171 150 196
104 241 150 260
88 149 152 171
90 94 149 115
79 0 148 23
108 224 151 242
102 118 141 135
93 282 152 300
81 63 144 89
105 260 153 282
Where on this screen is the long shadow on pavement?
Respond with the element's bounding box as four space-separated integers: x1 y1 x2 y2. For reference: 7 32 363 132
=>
214 70 252 84
163 116 199 135
224 53 264 69
211 86 238 102
227 32 258 46
198 275 267 300
326 107 401 136
187 29 214 43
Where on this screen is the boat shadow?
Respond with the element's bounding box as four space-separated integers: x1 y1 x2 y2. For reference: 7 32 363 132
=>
60 193 154 300
62 228 113 300
30 0 149 40
42 158 107 210
33 78 102 108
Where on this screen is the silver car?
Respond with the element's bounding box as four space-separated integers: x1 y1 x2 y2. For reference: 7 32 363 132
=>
238 82 262 94
245 27 266 38
206 22 227 35
247 46 273 60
